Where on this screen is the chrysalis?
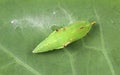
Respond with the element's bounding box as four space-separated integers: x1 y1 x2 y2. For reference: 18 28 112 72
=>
32 21 96 53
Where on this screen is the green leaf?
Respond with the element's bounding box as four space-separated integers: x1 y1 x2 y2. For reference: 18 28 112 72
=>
0 0 120 75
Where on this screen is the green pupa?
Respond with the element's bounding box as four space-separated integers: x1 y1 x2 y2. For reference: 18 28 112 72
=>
32 21 95 53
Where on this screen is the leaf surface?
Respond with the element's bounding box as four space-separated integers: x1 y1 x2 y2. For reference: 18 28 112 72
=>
0 0 120 75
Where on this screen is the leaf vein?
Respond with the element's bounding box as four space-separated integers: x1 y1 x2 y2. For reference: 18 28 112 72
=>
0 44 41 75
64 49 77 75
93 5 116 75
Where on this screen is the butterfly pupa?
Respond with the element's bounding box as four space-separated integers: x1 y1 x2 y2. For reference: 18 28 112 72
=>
32 21 96 53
